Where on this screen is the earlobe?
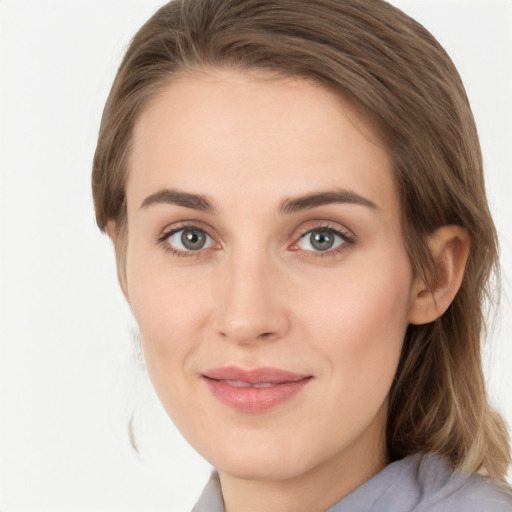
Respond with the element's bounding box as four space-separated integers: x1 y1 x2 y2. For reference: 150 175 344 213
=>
408 225 471 325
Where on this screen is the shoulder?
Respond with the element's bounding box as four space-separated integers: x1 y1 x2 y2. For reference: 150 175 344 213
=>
412 453 512 512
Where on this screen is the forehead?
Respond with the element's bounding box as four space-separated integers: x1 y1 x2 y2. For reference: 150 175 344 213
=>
127 70 395 214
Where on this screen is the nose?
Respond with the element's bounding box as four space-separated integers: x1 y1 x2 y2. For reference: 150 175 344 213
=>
212 251 290 344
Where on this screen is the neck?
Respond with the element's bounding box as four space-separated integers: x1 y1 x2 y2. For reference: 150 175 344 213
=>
218 412 388 512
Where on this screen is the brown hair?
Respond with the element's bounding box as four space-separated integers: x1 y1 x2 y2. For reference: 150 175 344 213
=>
92 0 510 479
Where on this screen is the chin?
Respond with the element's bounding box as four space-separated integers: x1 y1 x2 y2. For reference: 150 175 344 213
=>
202 435 325 482
216 454 310 482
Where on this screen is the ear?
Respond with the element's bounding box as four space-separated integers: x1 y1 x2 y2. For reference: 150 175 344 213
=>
408 225 471 325
105 219 118 244
104 219 131 304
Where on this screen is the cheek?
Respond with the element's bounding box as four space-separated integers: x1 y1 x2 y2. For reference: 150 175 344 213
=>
300 252 413 393
126 274 212 428
125 246 209 386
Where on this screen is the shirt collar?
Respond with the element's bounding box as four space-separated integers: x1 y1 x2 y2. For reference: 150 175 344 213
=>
191 471 225 512
191 454 431 512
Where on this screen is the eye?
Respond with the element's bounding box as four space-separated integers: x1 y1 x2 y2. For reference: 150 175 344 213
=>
164 227 215 252
297 228 349 252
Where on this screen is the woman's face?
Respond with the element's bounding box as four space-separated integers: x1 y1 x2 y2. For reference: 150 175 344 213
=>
123 70 417 482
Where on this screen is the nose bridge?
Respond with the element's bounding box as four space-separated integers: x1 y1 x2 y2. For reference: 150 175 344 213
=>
214 244 288 343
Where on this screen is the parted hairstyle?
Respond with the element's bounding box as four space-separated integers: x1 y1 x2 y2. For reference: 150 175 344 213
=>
92 0 510 479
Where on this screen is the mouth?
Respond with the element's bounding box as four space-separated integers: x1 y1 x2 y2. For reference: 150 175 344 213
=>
216 380 277 388
201 366 313 413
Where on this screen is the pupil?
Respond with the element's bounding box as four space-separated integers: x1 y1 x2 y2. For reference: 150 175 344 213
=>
181 229 206 250
311 231 334 251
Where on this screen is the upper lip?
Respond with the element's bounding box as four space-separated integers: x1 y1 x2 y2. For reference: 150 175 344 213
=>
202 366 311 384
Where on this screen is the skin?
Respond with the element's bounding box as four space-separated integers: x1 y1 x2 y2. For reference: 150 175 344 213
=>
114 70 469 512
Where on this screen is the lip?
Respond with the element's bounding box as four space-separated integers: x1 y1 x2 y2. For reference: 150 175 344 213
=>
202 366 313 413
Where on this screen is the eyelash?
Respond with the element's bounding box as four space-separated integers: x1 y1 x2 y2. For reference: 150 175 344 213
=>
156 222 356 259
292 224 355 258
156 223 217 258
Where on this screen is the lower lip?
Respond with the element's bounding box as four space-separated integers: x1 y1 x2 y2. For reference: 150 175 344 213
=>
204 377 312 413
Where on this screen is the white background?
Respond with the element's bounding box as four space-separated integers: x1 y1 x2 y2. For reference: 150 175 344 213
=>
0 0 511 510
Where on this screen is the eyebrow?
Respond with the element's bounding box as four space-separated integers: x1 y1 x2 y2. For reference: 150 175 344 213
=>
280 189 378 214
139 187 378 214
140 189 215 213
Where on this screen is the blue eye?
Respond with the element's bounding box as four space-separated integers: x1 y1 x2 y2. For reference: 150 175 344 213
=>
298 228 347 252
165 227 215 252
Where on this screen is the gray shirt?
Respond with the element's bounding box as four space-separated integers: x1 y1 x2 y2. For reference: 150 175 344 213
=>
192 453 512 511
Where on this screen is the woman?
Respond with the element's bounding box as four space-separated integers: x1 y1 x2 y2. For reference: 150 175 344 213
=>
92 0 512 510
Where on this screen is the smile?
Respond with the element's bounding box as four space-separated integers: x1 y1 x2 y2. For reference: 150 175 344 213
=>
202 366 313 413
220 380 275 388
